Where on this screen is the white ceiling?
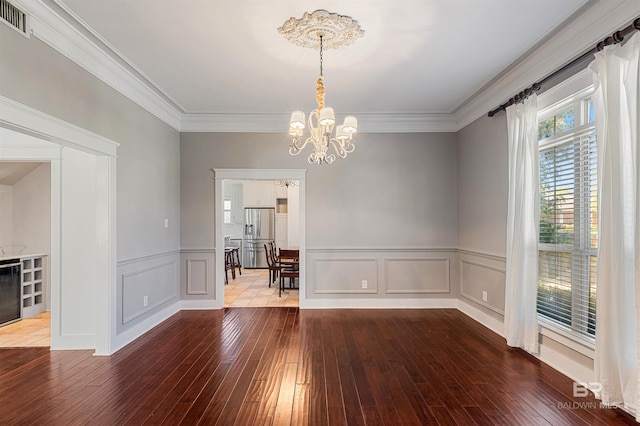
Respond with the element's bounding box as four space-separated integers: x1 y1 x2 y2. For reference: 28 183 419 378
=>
55 0 590 121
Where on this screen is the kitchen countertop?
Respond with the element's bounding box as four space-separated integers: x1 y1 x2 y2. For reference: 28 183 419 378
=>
0 253 47 262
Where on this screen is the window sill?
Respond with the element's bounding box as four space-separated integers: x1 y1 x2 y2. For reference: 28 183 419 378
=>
538 317 595 359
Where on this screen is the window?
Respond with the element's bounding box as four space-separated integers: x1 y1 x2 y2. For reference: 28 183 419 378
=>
223 199 232 224
537 91 597 340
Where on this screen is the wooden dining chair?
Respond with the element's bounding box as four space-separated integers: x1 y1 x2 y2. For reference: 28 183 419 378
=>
264 243 280 287
269 241 279 264
278 248 299 297
279 265 299 297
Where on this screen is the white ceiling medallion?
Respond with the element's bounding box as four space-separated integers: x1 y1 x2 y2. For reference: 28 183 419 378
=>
278 9 364 50
279 10 364 165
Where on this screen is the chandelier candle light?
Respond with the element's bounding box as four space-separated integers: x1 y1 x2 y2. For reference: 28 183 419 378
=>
278 10 364 164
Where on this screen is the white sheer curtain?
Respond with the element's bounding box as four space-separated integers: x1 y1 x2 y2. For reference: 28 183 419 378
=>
590 32 640 417
504 94 540 354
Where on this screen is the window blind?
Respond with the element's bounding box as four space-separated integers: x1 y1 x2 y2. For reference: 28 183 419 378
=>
537 124 597 337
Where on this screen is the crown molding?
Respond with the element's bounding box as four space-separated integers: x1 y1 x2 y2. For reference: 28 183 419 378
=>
16 1 631 134
454 0 640 130
13 0 183 130
180 112 459 133
11 1 459 134
0 95 119 156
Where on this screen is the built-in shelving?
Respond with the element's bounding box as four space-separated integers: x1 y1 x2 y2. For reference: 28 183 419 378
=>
21 255 45 317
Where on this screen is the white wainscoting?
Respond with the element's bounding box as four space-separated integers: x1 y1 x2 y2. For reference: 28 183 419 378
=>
458 250 506 314
180 249 220 309
116 251 180 333
306 248 455 302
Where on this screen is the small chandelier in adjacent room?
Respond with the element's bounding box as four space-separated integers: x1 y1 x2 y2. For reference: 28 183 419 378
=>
278 10 364 165
274 180 298 188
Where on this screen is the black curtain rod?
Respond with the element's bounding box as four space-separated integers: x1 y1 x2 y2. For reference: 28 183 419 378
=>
487 16 640 117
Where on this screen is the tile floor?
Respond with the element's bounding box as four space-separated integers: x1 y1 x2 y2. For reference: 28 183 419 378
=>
224 268 299 308
0 311 50 348
0 268 295 348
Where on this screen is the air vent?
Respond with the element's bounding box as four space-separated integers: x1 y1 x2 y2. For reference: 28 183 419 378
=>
1 0 29 37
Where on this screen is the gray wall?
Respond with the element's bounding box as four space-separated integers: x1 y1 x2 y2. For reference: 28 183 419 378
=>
457 114 508 256
181 132 459 303
0 23 181 338
181 132 457 248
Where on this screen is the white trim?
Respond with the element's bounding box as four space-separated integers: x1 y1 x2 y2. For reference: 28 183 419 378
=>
308 247 457 253
0 95 119 156
212 168 307 181
12 0 182 130
455 0 640 130
181 113 459 133
457 248 506 262
181 248 216 254
94 155 116 356
117 249 181 266
302 298 458 309
537 69 595 115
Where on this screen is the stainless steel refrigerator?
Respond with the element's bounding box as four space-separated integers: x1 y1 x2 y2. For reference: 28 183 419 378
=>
243 207 275 268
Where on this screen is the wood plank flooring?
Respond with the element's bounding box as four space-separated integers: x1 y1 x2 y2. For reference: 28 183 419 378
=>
0 308 635 425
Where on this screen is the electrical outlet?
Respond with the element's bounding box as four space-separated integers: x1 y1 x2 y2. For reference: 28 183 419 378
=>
143 295 149 307
164 218 169 228
362 280 368 289
482 291 488 302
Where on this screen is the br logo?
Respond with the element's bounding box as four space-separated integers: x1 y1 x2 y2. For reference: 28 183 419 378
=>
573 382 602 398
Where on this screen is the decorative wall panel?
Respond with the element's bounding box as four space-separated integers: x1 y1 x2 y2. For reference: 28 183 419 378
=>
385 258 450 294
186 258 208 295
460 258 505 314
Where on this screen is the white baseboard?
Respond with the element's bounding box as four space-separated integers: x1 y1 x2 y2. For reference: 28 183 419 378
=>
181 299 223 310
50 334 96 351
102 301 181 356
300 298 458 309
457 299 505 337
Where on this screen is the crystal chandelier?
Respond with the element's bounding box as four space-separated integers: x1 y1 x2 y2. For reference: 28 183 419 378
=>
278 10 364 165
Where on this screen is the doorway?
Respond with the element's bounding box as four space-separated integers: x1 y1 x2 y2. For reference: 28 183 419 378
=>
214 169 306 309
0 114 118 354
0 161 51 347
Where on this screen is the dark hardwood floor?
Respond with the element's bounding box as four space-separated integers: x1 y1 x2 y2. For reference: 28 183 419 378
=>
0 308 635 425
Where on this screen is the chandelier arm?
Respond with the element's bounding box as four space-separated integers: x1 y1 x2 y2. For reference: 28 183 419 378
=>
328 138 346 158
289 136 314 156
342 140 356 154
330 138 354 158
